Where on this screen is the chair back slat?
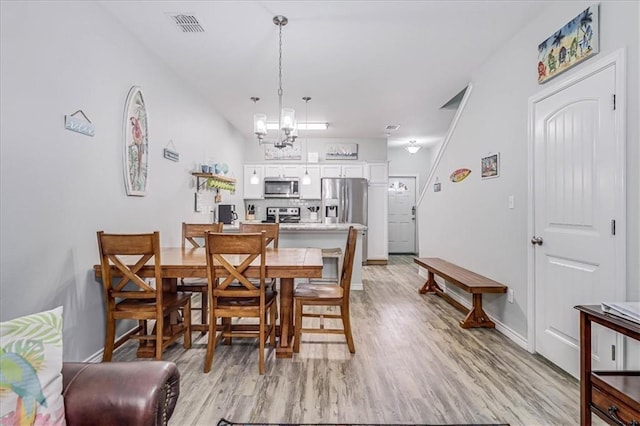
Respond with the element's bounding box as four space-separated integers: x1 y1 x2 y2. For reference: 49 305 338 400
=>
339 227 359 296
109 253 155 291
239 223 279 248
182 222 224 249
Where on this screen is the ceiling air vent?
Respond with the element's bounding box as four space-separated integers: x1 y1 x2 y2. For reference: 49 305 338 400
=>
168 14 205 33
385 124 400 131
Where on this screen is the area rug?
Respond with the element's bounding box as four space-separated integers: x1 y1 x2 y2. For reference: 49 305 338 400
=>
218 419 509 426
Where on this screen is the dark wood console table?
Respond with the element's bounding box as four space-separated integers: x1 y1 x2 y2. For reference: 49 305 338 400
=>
575 304 640 425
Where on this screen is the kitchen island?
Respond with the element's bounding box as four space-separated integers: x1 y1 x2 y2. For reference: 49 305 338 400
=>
224 222 366 290
280 223 366 290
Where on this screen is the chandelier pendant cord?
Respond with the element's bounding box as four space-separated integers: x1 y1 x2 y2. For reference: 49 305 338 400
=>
277 20 284 146
252 15 296 149
304 97 310 173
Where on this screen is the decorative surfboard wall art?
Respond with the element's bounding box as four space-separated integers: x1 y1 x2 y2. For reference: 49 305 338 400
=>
449 168 471 183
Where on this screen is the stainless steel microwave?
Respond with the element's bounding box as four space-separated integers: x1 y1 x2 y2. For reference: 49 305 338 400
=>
264 178 299 198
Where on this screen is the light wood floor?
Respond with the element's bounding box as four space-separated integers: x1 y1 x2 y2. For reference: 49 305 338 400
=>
113 255 583 425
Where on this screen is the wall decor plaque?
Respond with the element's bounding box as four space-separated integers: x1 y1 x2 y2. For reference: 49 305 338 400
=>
481 153 500 179
537 5 599 84
123 86 149 196
449 168 471 183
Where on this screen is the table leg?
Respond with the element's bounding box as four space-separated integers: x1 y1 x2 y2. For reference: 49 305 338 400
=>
276 277 294 358
460 294 495 328
419 271 442 294
580 311 592 426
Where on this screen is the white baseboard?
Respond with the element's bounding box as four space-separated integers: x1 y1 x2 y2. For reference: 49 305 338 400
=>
83 350 103 363
416 266 528 350
352 281 363 291
82 326 141 363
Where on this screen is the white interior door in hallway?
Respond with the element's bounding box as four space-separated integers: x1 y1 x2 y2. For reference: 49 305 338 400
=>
388 176 416 253
531 56 625 379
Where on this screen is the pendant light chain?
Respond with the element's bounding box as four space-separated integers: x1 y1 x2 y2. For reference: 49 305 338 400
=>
277 21 284 145
302 96 312 184
252 16 297 149
305 98 309 172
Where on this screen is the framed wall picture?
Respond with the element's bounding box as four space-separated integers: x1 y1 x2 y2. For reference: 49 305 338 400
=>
326 143 358 160
264 144 301 160
537 5 599 84
481 152 500 179
123 86 149 196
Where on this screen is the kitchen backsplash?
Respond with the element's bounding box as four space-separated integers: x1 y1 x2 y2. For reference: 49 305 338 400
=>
243 198 322 222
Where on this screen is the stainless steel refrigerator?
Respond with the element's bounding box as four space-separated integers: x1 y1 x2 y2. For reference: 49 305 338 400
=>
321 178 368 264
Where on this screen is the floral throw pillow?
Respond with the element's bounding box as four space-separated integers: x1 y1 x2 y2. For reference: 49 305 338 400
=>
0 306 66 426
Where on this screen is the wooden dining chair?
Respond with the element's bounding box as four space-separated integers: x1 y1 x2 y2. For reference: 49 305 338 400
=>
203 232 277 374
239 222 280 291
293 226 358 354
238 222 279 248
97 231 192 361
179 222 223 333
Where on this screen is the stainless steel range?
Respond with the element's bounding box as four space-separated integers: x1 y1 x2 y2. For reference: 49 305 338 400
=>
263 207 300 223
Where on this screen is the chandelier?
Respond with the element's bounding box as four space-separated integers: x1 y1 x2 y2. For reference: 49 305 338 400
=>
253 15 297 148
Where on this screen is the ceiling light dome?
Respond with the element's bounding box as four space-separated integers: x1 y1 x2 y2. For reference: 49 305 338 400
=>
405 140 421 154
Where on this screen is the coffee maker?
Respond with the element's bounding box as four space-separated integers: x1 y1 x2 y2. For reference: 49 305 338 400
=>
218 204 237 224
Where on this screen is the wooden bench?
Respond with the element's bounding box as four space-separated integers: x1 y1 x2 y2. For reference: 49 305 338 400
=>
414 257 507 329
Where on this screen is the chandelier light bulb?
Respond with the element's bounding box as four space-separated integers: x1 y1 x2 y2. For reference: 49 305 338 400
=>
254 114 267 136
281 108 295 132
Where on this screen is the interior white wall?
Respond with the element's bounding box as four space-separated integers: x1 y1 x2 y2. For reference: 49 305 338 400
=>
0 2 246 360
388 144 439 194
417 0 640 339
242 137 387 163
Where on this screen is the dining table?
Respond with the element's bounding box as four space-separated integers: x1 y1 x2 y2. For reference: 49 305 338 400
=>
93 246 323 359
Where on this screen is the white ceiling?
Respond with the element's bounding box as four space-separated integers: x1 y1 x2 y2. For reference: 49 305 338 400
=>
100 1 546 149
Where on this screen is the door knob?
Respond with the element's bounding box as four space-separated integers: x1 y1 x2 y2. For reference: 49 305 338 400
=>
531 236 543 245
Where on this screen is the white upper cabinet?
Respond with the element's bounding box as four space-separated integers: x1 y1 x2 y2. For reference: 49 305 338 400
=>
243 165 264 199
320 164 364 178
366 162 389 184
299 165 321 199
320 164 342 178
264 164 300 178
342 164 365 178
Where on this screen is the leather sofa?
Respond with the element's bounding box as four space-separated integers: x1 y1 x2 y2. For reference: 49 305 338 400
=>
61 361 180 426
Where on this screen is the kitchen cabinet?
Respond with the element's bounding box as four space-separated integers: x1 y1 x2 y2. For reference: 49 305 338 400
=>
264 164 300 178
366 162 389 184
320 164 365 178
299 165 321 199
243 165 264 199
367 183 389 262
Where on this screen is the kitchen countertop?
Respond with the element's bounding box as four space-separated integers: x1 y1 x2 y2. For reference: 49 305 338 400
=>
223 222 367 232
279 222 367 232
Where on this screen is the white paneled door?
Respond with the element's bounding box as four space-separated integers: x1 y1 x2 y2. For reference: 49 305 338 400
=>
388 176 416 253
532 62 623 378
